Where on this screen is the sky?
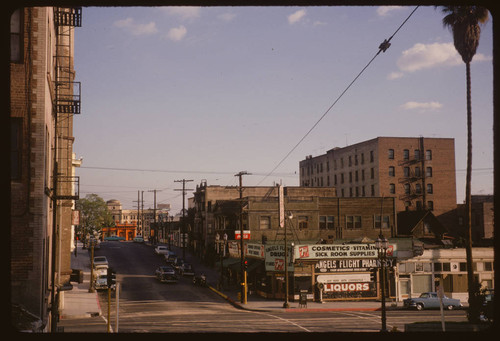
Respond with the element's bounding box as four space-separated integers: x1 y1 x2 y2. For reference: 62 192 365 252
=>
73 5 494 213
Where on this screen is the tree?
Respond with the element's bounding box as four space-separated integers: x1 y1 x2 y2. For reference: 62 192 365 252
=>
76 194 115 240
438 5 489 323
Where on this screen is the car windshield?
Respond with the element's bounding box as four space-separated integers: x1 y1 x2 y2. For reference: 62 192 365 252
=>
95 257 106 262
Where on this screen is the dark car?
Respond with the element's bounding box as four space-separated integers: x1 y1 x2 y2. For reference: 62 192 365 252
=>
179 263 195 276
155 266 177 283
404 292 462 310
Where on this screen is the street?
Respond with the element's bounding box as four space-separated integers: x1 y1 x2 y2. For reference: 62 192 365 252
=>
60 241 468 333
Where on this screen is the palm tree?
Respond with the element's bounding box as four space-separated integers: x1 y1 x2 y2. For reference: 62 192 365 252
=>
438 6 489 323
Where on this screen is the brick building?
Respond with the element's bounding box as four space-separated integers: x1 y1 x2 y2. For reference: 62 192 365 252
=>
299 137 457 229
10 7 82 331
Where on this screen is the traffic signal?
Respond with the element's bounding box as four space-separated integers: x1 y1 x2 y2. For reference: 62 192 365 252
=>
244 260 248 271
107 267 116 288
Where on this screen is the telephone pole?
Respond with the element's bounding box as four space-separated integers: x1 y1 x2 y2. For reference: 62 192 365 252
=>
174 179 193 259
148 189 162 245
235 171 250 304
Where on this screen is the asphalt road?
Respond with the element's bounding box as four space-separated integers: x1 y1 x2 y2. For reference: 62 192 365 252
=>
62 241 469 333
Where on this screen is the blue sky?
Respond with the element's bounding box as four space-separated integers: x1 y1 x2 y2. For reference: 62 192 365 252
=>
73 6 494 213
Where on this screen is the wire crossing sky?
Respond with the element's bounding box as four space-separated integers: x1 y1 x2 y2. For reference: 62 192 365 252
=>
74 6 493 212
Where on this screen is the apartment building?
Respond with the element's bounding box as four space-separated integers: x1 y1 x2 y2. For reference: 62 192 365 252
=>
10 7 82 331
299 137 457 228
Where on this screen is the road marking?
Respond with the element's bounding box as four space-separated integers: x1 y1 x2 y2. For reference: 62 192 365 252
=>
254 312 312 332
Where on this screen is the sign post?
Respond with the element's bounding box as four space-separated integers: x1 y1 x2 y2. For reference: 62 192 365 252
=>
437 282 445 331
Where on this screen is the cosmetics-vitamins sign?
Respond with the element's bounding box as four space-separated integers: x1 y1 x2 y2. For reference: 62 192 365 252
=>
294 244 393 260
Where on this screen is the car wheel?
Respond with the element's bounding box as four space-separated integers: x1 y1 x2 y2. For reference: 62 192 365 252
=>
416 303 424 311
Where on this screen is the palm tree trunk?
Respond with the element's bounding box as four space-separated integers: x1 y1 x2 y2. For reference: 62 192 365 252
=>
464 61 478 322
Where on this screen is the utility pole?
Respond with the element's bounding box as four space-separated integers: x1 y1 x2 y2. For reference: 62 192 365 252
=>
235 171 250 304
148 189 162 245
134 191 140 236
174 179 193 259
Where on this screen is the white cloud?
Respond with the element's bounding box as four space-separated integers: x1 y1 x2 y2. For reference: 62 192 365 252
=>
288 9 306 25
400 101 443 111
388 42 492 79
114 17 158 36
377 6 405 17
163 6 201 21
166 25 187 42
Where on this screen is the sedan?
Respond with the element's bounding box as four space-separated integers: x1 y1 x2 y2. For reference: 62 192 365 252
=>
154 245 170 256
155 266 178 283
93 256 108 268
404 292 462 310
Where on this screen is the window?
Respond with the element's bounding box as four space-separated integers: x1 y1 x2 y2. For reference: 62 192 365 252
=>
415 167 421 177
346 215 362 229
362 186 365 197
404 184 410 195
355 187 359 197
320 216 335 229
298 216 309 230
341 173 344 184
259 216 270 230
348 156 352 167
403 149 409 160
11 9 22 62
361 153 365 164
349 187 353 197
404 167 410 177
371 184 375 196
389 166 395 177
361 169 365 181
370 150 374 162
340 158 344 168
374 215 389 229
334 174 337 185
319 216 326 230
389 183 395 194
354 154 358 165
414 149 420 160
355 170 358 182
349 172 352 183
370 168 374 179
426 150 432 160
341 188 345 197
426 167 432 177
388 149 394 159
415 183 422 194
427 184 433 194
428 201 434 210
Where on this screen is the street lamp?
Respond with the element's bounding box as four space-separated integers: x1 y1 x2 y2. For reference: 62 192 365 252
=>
375 234 389 332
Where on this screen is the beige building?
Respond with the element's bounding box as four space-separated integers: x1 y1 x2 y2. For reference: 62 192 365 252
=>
299 137 457 228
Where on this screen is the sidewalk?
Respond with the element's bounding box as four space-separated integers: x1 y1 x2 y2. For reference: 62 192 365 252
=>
166 243 404 312
59 241 102 320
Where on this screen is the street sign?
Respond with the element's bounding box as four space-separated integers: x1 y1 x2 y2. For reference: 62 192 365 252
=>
235 230 251 240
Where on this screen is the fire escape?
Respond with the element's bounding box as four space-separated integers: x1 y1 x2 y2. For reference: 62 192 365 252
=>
53 7 82 200
398 138 427 209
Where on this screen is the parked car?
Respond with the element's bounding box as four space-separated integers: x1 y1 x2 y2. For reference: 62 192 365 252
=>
179 263 195 276
164 253 177 265
95 274 115 291
93 256 108 268
94 264 108 277
154 245 170 256
133 236 144 243
104 235 125 241
404 292 462 310
172 258 184 272
155 266 178 283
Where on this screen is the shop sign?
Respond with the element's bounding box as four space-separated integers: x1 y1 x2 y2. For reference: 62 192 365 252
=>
228 241 241 257
264 244 294 272
315 258 395 272
245 243 265 259
235 230 251 240
316 273 371 283
295 244 393 260
323 283 371 292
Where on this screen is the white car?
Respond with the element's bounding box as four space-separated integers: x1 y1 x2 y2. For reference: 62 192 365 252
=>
93 256 108 268
154 245 170 256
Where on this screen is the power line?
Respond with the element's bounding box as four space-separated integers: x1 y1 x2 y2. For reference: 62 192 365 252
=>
257 6 420 185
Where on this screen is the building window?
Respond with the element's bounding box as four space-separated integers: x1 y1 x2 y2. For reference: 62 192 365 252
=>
355 187 359 197
389 183 395 194
346 215 362 229
415 167 421 177
371 184 375 196
334 174 337 185
416 201 422 210
319 216 326 230
349 172 352 183
374 215 389 229
370 150 374 162
341 188 345 197
415 183 422 194
361 169 365 181
426 167 432 177
403 149 409 160
354 154 358 165
388 149 394 159
426 150 432 160
414 149 420 160
427 183 433 194
320 216 335 230
298 216 309 230
259 216 270 230
428 201 434 210
341 173 344 184
349 155 352 167
404 184 410 195
370 168 374 179
349 187 353 197
362 185 366 197
389 166 395 177
340 158 344 168
361 153 364 164
10 9 22 62
355 170 358 182
404 167 410 177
